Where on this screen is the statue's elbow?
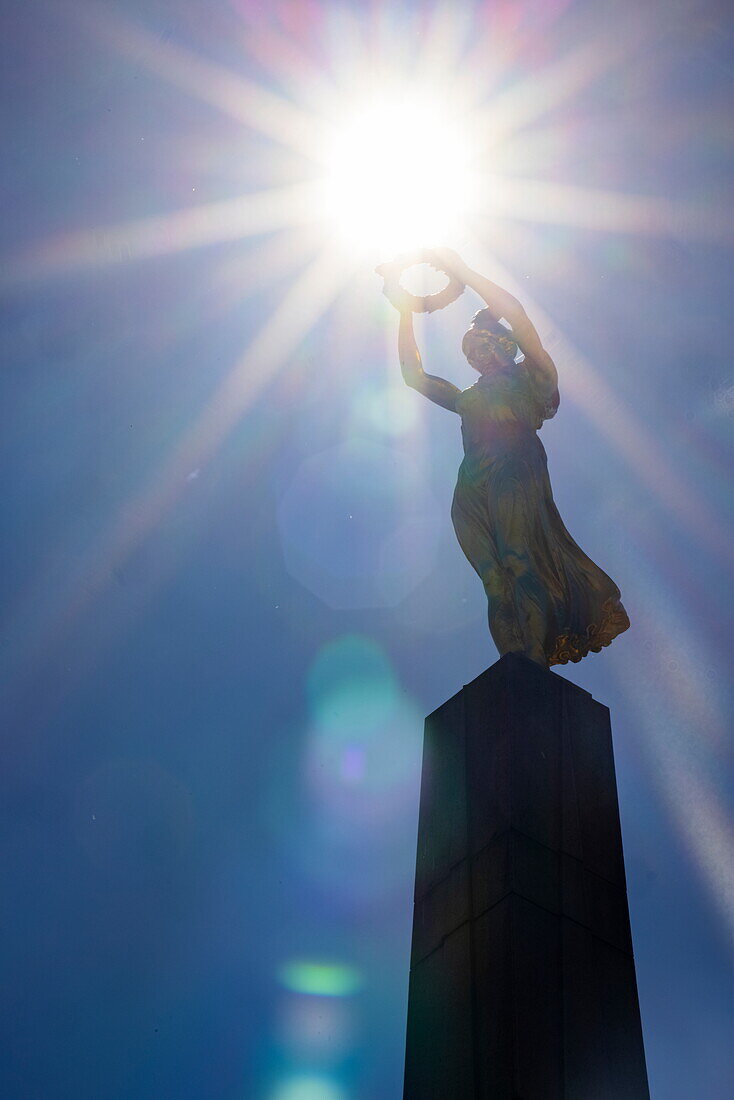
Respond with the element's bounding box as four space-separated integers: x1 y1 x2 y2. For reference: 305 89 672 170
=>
507 301 527 327
401 365 422 389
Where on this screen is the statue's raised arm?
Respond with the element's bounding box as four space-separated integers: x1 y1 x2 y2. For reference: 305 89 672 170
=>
377 249 463 413
432 247 558 400
392 303 462 413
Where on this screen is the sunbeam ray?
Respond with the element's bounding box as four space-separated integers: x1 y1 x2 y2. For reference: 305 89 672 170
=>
235 11 342 122
615 615 734 956
79 4 330 160
3 245 354 729
7 182 321 283
412 1 474 90
473 12 656 150
484 176 734 242
0 227 320 685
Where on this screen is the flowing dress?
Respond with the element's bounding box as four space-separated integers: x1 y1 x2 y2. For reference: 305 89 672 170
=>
451 362 629 664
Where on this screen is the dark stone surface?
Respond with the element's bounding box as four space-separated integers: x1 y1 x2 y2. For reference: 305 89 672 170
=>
403 654 649 1099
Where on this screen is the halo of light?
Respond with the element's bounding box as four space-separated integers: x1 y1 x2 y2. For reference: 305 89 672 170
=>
319 92 476 254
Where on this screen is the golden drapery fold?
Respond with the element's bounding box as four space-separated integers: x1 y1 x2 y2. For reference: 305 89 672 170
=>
452 369 629 665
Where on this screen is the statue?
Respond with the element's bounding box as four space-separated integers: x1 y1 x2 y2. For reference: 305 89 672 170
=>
376 247 629 667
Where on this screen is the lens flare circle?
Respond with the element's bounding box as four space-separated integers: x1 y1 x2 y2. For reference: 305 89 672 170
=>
278 960 362 997
276 438 442 609
276 994 353 1062
352 380 418 438
307 635 395 701
307 634 398 729
270 1077 346 1100
305 688 423 827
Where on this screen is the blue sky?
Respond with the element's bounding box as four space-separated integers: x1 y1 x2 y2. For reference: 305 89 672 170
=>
1 1 733 1097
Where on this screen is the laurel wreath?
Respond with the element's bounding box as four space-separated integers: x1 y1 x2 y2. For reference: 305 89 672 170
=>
375 248 465 313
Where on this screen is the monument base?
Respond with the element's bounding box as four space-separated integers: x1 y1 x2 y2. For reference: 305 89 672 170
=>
403 654 649 1099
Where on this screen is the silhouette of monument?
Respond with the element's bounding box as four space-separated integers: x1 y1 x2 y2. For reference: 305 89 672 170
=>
376 251 648 1097
403 656 649 1098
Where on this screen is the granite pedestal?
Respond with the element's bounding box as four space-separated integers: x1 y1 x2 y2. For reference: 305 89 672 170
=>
403 654 649 1099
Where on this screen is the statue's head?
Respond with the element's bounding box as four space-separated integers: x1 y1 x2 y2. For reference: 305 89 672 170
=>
462 309 518 374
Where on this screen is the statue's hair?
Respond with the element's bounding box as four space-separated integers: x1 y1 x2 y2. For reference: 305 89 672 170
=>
463 309 518 364
469 308 507 333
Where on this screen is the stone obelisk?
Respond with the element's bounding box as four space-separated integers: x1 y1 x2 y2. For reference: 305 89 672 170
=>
403 653 649 1099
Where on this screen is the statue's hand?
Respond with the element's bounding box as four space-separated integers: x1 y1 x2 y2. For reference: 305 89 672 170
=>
429 247 467 278
376 250 465 314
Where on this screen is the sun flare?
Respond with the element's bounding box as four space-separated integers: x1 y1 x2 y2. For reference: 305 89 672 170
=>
319 91 477 257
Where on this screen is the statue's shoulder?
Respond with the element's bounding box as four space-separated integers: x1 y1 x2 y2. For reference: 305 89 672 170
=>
456 381 481 412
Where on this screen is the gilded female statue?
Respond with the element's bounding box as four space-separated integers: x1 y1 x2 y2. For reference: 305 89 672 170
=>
379 247 629 666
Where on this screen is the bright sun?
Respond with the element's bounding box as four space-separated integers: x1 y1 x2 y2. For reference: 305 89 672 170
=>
319 91 477 258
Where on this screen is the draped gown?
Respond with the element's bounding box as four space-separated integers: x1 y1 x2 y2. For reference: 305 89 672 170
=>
451 362 629 665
